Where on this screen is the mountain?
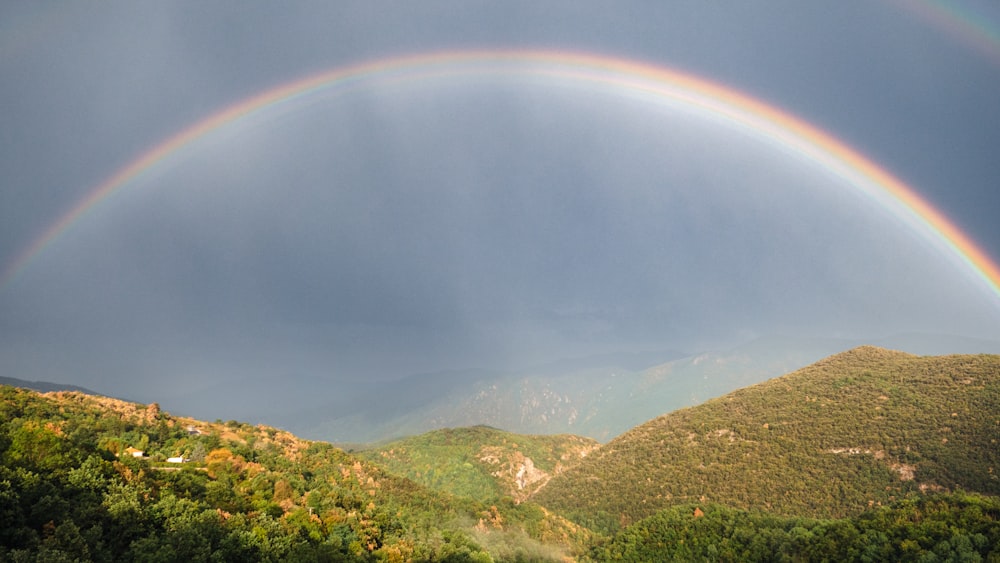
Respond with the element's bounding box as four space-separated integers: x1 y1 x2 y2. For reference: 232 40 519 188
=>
0 375 101 395
0 385 589 561
298 335 1000 444
3 347 1000 561
532 346 1000 532
357 426 599 502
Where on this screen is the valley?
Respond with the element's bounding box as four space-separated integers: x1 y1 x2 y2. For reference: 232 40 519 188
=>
1 346 998 561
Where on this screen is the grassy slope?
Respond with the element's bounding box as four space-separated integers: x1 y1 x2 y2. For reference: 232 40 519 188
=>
533 346 1000 531
358 425 599 502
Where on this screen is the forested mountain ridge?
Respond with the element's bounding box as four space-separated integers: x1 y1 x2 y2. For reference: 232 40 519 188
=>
0 386 588 562
358 426 599 502
532 346 1000 532
3 346 1000 561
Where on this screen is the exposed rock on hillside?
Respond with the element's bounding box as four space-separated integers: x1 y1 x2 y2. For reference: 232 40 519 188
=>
360 426 599 502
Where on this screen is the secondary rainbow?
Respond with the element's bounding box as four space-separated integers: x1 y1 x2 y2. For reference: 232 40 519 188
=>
3 50 999 304
892 0 1000 66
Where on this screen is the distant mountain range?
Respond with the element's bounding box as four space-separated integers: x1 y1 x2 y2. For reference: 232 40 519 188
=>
0 376 101 396
295 333 1000 444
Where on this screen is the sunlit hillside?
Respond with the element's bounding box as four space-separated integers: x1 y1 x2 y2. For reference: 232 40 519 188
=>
0 387 587 562
533 347 1000 532
358 426 599 502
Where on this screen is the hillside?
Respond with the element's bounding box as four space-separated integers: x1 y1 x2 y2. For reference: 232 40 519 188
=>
532 347 1000 532
358 426 599 502
0 386 589 562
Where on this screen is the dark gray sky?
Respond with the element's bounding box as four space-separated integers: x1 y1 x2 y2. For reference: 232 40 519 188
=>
1 2 999 402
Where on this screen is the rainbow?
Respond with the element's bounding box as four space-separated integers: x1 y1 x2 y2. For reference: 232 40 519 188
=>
3 50 1000 305
891 0 1000 66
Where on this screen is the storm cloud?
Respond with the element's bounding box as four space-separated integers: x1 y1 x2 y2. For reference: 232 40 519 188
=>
1 2 998 413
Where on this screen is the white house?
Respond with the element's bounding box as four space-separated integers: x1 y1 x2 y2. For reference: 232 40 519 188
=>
166 456 188 463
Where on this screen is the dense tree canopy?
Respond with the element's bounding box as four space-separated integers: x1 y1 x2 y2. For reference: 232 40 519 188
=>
0 386 580 561
589 494 1000 562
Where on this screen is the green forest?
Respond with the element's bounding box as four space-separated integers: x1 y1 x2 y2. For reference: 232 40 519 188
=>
588 495 1000 561
2 347 999 561
0 387 585 561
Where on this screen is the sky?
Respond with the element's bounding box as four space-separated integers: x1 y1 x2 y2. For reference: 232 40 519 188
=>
1 2 999 407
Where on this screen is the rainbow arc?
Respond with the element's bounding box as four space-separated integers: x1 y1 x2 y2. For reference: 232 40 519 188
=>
2 50 998 308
